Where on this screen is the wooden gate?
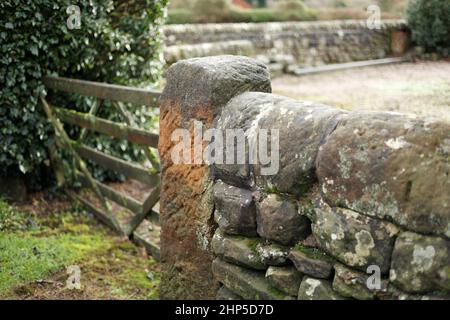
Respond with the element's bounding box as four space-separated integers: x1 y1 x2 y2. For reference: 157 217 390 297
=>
41 76 162 259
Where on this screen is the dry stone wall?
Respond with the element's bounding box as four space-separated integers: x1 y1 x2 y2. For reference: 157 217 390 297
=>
163 20 408 69
158 55 450 300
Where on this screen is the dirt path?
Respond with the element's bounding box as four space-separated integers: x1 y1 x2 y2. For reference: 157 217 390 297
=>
272 61 450 122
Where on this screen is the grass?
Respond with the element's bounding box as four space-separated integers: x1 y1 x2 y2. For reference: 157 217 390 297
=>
166 0 407 24
108 259 160 300
0 197 160 299
0 232 108 293
167 4 317 24
0 199 32 232
92 240 160 300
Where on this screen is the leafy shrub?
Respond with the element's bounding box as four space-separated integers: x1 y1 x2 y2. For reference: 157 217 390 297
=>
274 0 317 21
315 7 369 20
407 0 450 55
166 9 194 24
0 199 31 232
231 8 280 23
192 0 232 23
0 0 167 184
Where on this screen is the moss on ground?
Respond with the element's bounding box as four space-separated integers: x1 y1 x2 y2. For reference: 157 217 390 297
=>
107 253 160 300
0 231 109 293
0 198 159 300
0 199 32 232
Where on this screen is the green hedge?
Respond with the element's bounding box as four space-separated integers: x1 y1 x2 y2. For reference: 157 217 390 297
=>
0 0 167 185
167 0 317 24
407 0 450 55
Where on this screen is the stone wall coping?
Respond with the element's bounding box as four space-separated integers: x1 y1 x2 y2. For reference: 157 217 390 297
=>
163 19 407 34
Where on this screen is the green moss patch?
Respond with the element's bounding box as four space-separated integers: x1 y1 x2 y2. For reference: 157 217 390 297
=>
0 232 108 293
268 285 287 300
246 238 260 254
295 244 334 262
0 198 160 299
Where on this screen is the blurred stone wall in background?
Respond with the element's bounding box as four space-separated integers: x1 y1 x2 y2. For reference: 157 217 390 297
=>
163 20 408 75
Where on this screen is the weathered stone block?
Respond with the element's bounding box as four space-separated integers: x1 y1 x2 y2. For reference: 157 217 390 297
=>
390 232 450 294
298 277 347 300
310 200 398 273
213 181 257 236
213 92 344 193
288 247 334 279
332 263 386 300
216 286 243 300
159 55 271 299
212 258 287 300
265 266 303 296
256 242 289 266
256 194 310 246
212 230 265 270
316 112 450 238
164 40 257 65
161 55 271 124
378 284 450 301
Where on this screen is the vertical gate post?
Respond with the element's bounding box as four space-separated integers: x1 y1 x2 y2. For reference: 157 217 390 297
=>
158 56 271 299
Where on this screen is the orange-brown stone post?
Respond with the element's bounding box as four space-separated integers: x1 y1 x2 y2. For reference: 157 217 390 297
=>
158 56 271 299
391 30 411 56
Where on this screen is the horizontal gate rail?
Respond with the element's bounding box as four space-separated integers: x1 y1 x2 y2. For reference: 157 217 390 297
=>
76 172 144 215
112 100 161 172
43 76 161 107
74 143 160 186
54 107 159 147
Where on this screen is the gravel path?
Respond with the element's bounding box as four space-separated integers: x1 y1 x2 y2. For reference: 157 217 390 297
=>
272 61 450 122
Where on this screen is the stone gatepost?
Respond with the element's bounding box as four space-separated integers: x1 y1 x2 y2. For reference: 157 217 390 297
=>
158 56 271 299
